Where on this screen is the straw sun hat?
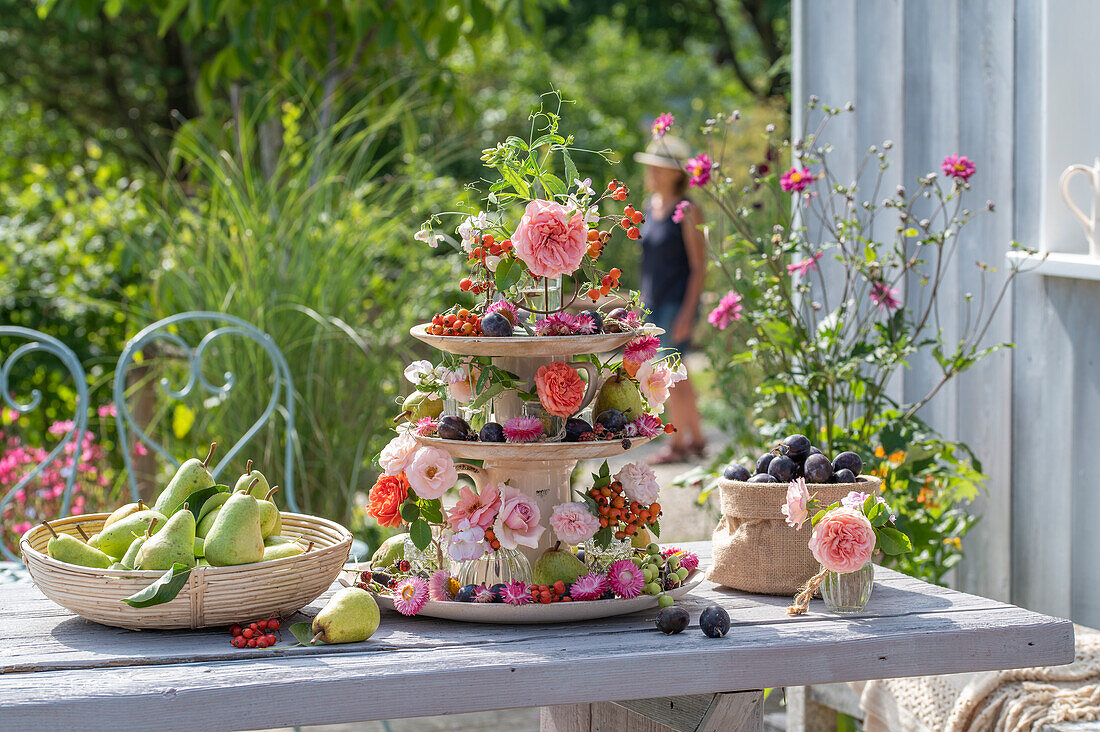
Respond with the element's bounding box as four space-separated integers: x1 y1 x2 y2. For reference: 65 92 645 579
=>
633 136 691 170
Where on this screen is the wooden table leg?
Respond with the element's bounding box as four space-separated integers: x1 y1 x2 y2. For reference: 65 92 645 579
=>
542 690 764 732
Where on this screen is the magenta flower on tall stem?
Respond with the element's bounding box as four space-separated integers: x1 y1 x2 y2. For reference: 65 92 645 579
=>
684 154 713 187
780 166 814 193
707 290 743 330
870 281 901 311
941 154 976 182
652 113 674 138
786 251 823 277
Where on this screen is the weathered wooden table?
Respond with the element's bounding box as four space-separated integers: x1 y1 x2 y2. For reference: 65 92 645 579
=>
0 542 1074 732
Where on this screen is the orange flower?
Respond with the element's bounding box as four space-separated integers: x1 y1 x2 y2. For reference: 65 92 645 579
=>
874 446 886 458
368 472 410 528
535 361 587 418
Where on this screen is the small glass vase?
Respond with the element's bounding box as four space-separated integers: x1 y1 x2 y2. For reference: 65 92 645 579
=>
402 534 444 575
821 562 874 614
523 401 564 441
582 537 633 574
451 547 533 586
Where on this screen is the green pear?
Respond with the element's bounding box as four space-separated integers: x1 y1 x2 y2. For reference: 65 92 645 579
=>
233 460 270 497
258 486 282 537
135 506 197 571
103 500 148 529
631 526 654 549
87 533 101 549
196 508 220 539
592 372 645 421
153 442 217 516
370 533 408 568
108 562 127 570
42 522 112 569
193 536 205 557
97 509 167 558
395 390 443 424
264 535 291 547
263 541 304 561
197 492 230 522
311 587 379 644
203 489 265 566
197 558 211 567
531 547 587 586
119 521 155 569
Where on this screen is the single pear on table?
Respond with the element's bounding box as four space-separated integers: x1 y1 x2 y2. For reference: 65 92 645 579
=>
233 459 270 497
203 487 265 566
135 506 197 571
153 442 217 516
103 500 148 529
97 508 166 558
42 522 112 568
311 587 380 645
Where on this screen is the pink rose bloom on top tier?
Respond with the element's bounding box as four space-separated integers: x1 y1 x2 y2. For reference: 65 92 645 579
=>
406 445 458 500
550 502 601 545
448 482 501 532
493 484 545 550
535 361 587 418
808 507 876 573
379 429 419 476
511 199 588 278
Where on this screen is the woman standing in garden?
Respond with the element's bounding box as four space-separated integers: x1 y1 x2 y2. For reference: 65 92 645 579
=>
634 135 707 463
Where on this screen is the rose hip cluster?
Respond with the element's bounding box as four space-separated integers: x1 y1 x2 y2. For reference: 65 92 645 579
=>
588 479 661 540
229 617 281 648
426 309 482 336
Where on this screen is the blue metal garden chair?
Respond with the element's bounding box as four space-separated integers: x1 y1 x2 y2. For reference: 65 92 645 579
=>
0 328 89 563
112 312 300 512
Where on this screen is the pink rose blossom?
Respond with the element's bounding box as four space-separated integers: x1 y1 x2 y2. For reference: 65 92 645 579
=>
379 430 419 476
615 461 660 505
781 477 811 529
787 251 823 276
447 527 486 562
448 482 501 532
535 361 587 418
707 290 743 330
652 113 674 138
550 502 601 545
635 361 675 412
870 282 901 311
406 446 458 499
493 484 545 550
941 154 975 182
685 154 713 187
511 199 588 278
671 199 691 224
780 166 814 193
808 507 876 573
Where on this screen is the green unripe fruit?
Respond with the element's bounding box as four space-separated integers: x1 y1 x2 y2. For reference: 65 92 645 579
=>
646 542 660 555
631 556 646 568
658 594 675 608
667 555 681 570
645 581 662 595
675 567 689 581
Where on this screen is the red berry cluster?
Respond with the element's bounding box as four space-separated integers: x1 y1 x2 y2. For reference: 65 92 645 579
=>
230 618 281 648
586 267 622 302
585 228 610 260
427 309 482 336
588 480 662 539
529 580 573 603
620 205 643 240
607 180 630 201
483 526 502 551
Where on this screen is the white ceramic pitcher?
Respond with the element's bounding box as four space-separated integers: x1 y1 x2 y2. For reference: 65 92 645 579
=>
1060 157 1100 257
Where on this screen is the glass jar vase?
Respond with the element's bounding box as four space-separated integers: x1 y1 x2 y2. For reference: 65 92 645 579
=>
523 401 564 441
402 534 444 575
821 562 874 614
582 537 633 574
451 547 533 587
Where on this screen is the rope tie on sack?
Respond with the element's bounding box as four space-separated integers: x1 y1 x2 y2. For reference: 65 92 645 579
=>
787 565 830 615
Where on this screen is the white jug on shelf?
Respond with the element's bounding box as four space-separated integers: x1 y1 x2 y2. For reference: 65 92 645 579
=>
1060 157 1100 257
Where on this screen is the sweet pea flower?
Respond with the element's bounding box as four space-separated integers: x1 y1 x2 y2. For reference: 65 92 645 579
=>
841 490 896 523
404 360 436 385
781 477 811 529
414 228 445 248
406 446 458 500
448 527 486 563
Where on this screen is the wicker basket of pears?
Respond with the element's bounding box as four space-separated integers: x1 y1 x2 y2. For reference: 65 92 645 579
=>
20 443 352 630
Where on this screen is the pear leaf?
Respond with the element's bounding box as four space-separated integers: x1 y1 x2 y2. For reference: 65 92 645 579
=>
289 621 317 646
875 526 912 555
122 563 191 608
184 486 224 519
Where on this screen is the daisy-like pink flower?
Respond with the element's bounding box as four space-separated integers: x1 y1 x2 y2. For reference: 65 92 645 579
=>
780 166 814 193
574 313 598 335
392 576 429 616
870 281 901 311
671 200 691 224
429 570 459 601
473 586 495 603
941 154 975 182
414 417 438 437
486 299 519 325
535 312 582 336
707 290 743 330
627 414 663 439
652 112 674 137
684 154 713 187
677 551 700 572
622 335 660 377
570 572 610 601
607 559 645 598
503 416 544 443
502 580 532 606
786 251 823 276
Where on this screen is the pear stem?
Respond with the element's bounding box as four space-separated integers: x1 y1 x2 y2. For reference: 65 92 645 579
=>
41 521 58 538
202 442 218 469
75 525 90 541
265 486 279 501
137 500 146 510
242 477 260 495
393 410 412 424
306 541 314 553
310 631 324 645
245 459 253 474
146 518 159 538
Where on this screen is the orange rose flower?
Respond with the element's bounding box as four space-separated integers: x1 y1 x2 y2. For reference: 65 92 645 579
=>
535 361 586 418
368 472 410 528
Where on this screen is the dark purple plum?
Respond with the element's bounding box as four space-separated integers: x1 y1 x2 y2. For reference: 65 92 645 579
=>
809 446 824 457
564 417 593 442
699 605 731 638
722 463 752 482
438 415 472 441
454 584 479 602
655 606 690 635
480 312 514 337
803 453 834 483
479 422 506 443
833 467 856 484
779 434 812 464
748 473 778 483
595 409 627 432
755 453 775 475
768 455 797 482
832 451 863 476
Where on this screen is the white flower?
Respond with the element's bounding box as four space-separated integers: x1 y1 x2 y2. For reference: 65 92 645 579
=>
615 461 660 505
448 527 486 562
565 197 601 226
404 360 436 385
574 177 595 196
457 212 490 254
485 254 501 272
379 430 419 476
414 228 444 248
670 361 689 384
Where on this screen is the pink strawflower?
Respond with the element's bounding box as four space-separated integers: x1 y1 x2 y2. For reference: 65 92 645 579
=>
684 154 713 187
870 281 901 311
502 580 532 606
607 559 645 599
652 113 674 138
473 586 495 603
448 482 501 532
707 290 743 330
393 576 430 616
627 414 663 439
623 335 660 377
414 417 438 437
671 200 690 224
677 551 699 572
780 166 814 193
781 477 811 530
941 154 975 182
570 572 610 601
550 501 601 545
574 313 598 335
486 299 519 325
503 416 544 443
786 251 823 276
535 312 582 336
429 570 459 601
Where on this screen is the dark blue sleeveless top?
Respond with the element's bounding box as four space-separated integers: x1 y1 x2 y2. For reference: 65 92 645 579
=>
640 200 690 308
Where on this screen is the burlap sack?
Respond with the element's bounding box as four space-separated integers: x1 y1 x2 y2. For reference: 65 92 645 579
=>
707 476 881 595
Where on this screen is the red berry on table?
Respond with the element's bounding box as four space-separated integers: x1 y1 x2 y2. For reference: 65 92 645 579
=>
242 628 254 639
268 619 280 631
230 625 242 636
258 620 268 631
265 634 278 645
256 639 268 649
247 639 257 648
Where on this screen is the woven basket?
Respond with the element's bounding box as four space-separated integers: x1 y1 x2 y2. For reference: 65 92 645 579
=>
707 476 881 595
21 511 352 629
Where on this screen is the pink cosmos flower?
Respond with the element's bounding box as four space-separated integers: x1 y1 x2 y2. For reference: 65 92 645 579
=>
429 570 459 601
393 576 430 616
870 282 901 311
607 559 645 598
535 312 582 336
941 154 976 182
808 507 876 574
671 200 691 224
406 446 458 500
787 251 823 276
448 482 501 532
623 335 660 377
684 154 713 187
707 290 743 330
627 414 663 439
781 477 811 530
448 527 487 562
574 313 598 335
48 420 75 437
570 572 610 601
652 113 674 138
485 299 519 325
550 502 601 545
414 417 438 437
379 430 419 476
615 461 660 505
134 441 148 456
493 484 545 550
503 416 544 443
511 199 588 278
502 580 532 606
635 361 675 412
780 166 814 193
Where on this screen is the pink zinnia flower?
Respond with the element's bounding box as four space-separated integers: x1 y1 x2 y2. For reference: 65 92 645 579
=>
393 576 429 616
684 154 713 187
550 501 601 545
448 482 501 532
627 414 663 439
473 586 495 603
429 570 459 601
781 477 811 530
502 580 532 606
870 281 901 311
414 417 438 437
503 416 544 443
787 251 823 276
607 559 645 599
780 166 814 193
941 154 975 182
535 312 582 336
671 200 690 224
486 299 519 325
570 572 610 601
652 113 674 138
623 335 660 377
707 290 743 330
574 313 598 335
